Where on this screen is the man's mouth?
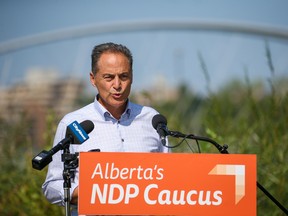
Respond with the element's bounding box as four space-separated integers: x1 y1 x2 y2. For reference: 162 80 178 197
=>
112 93 122 99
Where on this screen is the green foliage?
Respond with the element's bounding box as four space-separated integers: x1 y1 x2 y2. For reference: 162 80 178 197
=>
151 43 287 215
0 79 287 215
0 35 286 215
0 112 64 215
153 78 288 216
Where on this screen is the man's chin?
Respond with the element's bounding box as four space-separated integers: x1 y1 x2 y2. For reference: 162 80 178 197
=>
110 99 127 108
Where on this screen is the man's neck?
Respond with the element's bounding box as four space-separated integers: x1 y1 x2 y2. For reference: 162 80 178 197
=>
97 95 128 120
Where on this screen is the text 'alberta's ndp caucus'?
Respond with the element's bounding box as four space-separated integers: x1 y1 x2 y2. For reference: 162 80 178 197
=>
89 162 223 206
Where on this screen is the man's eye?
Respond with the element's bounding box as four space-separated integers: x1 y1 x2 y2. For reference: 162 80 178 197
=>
120 74 129 80
104 75 113 80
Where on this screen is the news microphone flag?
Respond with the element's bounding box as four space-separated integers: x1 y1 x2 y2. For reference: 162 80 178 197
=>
66 120 89 144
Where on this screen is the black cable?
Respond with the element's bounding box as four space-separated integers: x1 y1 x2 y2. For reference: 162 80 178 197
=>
195 139 201 153
163 136 187 149
164 135 199 153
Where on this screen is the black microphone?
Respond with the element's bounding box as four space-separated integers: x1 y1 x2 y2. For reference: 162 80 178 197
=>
32 120 94 170
152 114 169 146
65 120 94 144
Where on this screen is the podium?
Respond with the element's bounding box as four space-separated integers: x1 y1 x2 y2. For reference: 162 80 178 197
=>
78 152 256 216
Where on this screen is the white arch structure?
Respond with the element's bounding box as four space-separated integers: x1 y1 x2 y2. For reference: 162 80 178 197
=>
1 19 288 54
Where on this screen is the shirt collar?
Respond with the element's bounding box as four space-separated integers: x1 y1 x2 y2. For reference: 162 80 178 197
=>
93 94 131 121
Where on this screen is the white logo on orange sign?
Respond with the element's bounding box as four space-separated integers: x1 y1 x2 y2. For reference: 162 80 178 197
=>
209 164 245 204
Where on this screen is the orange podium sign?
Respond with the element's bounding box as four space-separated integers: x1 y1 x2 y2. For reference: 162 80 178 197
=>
78 152 256 216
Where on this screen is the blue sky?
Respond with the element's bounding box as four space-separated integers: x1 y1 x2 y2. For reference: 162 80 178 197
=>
1 0 288 95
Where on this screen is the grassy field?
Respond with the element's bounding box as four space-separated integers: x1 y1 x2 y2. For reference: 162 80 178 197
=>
0 75 287 215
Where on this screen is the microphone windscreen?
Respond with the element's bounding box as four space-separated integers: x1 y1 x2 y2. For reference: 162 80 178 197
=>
152 114 167 129
80 120 94 134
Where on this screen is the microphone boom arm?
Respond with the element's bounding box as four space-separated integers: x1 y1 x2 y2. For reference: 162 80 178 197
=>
169 130 229 154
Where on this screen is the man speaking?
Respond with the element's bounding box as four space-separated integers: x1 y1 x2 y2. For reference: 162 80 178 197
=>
42 42 168 215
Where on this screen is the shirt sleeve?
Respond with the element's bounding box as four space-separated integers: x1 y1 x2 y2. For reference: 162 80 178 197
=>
42 120 78 206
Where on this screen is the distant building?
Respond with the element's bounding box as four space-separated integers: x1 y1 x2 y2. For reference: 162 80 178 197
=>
0 69 180 146
0 69 85 146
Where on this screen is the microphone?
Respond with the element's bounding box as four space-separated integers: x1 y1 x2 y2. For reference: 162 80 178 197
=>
152 114 169 146
65 120 94 144
32 120 94 170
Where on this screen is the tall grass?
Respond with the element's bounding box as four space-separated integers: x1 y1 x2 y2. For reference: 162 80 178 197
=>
0 112 64 215
154 42 288 215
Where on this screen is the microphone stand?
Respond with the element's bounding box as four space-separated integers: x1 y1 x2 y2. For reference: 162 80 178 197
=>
62 146 79 216
168 130 288 215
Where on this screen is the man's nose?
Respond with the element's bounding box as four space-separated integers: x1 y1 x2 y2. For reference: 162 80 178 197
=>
113 76 121 89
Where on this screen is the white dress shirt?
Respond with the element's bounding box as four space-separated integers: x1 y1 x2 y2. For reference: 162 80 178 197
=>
42 97 168 208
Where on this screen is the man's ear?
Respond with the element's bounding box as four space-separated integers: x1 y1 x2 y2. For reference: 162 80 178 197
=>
90 72 96 87
131 71 133 84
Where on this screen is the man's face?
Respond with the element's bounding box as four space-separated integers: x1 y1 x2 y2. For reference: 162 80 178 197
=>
90 52 132 112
